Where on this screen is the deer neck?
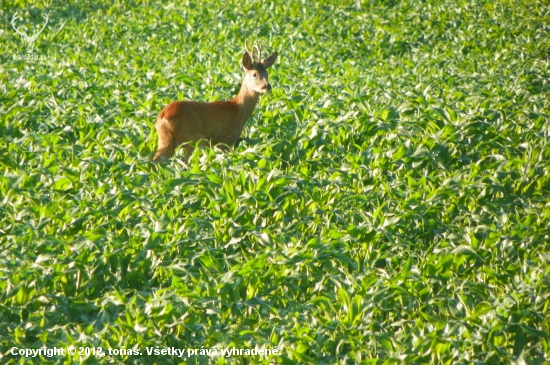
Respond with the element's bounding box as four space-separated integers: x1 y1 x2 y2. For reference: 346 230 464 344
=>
232 82 260 123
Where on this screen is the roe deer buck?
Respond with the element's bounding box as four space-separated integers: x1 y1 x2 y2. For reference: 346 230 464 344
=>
153 43 278 162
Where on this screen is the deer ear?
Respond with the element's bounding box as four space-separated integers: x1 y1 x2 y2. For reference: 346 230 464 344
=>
263 52 278 68
242 52 254 70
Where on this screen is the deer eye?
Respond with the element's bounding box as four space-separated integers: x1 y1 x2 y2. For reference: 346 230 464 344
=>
252 72 257 78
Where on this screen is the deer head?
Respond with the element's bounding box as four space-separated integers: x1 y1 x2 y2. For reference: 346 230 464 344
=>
242 41 278 94
11 12 49 53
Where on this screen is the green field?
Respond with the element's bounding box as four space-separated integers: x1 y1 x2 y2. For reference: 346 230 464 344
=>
1 0 549 364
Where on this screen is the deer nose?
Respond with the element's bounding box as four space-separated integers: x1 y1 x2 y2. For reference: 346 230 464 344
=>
264 83 271 91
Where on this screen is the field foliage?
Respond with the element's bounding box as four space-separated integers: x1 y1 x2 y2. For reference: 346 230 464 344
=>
1 0 549 363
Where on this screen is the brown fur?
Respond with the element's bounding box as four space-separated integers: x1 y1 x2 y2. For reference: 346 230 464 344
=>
153 49 278 162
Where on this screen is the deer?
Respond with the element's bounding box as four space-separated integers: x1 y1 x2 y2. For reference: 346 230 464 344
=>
153 42 278 163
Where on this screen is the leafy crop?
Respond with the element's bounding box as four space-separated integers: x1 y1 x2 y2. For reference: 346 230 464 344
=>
1 0 549 364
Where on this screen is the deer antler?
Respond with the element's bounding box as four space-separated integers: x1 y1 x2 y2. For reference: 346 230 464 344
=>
244 40 255 62
244 41 265 63
253 43 262 63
